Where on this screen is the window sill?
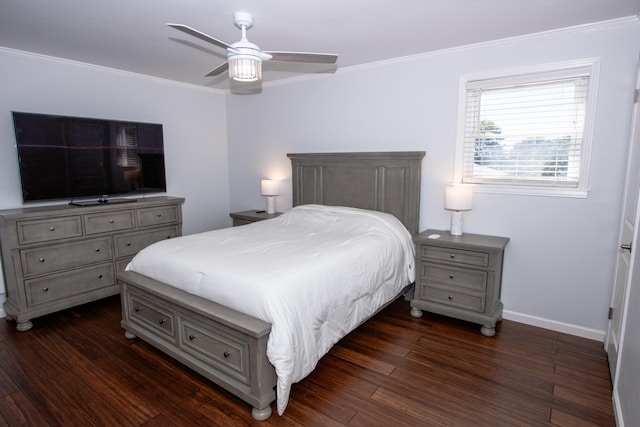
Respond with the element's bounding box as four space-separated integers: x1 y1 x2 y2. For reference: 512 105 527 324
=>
465 183 589 199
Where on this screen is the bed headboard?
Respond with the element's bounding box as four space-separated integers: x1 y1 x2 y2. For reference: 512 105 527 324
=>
287 151 425 235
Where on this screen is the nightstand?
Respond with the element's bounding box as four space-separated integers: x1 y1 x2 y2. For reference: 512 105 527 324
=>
410 229 509 337
229 210 282 226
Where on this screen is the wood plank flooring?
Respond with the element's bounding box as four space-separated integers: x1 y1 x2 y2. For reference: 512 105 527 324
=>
0 296 615 426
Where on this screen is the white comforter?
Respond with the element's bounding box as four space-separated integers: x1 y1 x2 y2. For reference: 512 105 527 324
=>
126 204 415 415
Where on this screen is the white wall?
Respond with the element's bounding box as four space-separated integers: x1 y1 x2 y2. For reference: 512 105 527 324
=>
227 18 640 339
0 48 230 304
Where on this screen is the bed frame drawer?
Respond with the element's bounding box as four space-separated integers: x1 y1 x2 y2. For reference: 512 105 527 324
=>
180 316 251 386
126 291 177 340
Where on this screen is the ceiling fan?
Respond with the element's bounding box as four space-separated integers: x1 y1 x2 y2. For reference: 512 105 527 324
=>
168 12 338 83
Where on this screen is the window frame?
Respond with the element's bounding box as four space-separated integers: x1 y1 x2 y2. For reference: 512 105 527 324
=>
453 58 600 198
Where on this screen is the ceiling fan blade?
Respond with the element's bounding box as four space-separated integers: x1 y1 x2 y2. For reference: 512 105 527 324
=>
205 62 229 77
264 51 338 64
167 23 231 51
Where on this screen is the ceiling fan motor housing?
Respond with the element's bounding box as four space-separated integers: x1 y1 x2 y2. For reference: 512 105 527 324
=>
234 12 253 30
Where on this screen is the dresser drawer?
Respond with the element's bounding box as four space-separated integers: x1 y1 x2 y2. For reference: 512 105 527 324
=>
115 257 133 273
180 316 251 386
114 226 178 258
420 263 487 291
21 237 113 276
421 246 489 268
137 205 180 227
127 292 176 339
420 285 485 312
17 216 83 245
26 263 115 306
84 210 136 234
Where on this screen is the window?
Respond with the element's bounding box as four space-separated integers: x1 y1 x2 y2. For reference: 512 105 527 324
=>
455 60 598 197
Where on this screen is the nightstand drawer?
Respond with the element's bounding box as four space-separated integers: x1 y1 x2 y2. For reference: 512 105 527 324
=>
420 263 487 291
420 285 485 312
421 246 489 268
229 210 282 226
232 218 254 226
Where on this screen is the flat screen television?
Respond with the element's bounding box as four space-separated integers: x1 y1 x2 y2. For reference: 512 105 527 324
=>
12 111 167 204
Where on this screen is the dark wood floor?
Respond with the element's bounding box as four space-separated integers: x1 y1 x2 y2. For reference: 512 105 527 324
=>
0 296 615 426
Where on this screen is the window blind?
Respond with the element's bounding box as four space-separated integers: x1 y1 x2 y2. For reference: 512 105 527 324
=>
462 69 590 187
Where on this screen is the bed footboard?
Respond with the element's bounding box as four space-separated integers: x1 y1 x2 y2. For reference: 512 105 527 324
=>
117 271 276 421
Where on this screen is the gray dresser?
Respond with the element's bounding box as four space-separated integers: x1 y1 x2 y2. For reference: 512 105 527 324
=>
0 196 184 331
410 229 509 336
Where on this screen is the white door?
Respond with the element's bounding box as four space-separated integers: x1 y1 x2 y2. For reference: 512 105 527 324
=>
606 71 640 377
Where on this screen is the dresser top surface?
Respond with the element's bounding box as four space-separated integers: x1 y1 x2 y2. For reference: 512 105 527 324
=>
0 196 184 220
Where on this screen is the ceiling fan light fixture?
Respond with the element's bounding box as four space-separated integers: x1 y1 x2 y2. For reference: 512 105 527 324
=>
228 55 262 82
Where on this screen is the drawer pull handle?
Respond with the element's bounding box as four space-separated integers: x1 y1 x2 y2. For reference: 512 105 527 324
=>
43 287 49 292
158 319 166 325
49 226 55 231
156 213 162 217
39 257 45 263
126 242 132 246
449 274 455 279
135 307 142 312
189 335 196 341
166 235 171 239
223 351 231 358
95 248 100 252
109 219 114 223
98 274 103 279
448 295 453 300
450 254 456 258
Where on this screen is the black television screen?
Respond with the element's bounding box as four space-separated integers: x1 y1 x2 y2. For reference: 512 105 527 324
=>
12 112 167 203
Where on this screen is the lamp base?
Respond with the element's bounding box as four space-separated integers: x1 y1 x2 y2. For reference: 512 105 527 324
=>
265 196 275 214
450 211 463 236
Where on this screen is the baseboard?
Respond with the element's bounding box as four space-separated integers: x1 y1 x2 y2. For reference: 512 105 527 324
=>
0 293 5 318
502 309 605 342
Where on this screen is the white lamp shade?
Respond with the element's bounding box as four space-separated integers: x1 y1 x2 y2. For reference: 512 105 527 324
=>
445 186 473 211
261 180 280 196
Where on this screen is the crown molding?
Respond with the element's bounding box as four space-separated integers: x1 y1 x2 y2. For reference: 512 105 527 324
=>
0 46 226 94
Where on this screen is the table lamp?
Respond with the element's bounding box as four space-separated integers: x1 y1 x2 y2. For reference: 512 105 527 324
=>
445 185 473 236
261 180 279 214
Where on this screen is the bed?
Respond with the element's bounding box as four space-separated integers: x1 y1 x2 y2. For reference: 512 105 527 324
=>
117 151 425 420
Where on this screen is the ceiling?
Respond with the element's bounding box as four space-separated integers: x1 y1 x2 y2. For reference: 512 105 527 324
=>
1 0 639 92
